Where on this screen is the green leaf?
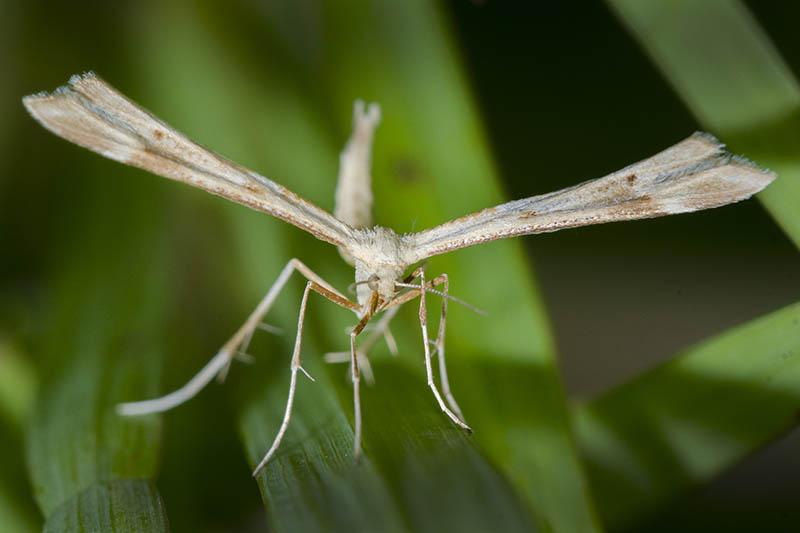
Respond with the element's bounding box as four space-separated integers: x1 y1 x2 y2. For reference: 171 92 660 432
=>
130 0 599 531
0 343 40 533
576 2 800 525
242 356 537 533
43 480 168 533
0 421 40 533
11 0 798 530
250 2 598 530
575 301 800 528
25 160 170 523
608 0 800 247
0 336 36 429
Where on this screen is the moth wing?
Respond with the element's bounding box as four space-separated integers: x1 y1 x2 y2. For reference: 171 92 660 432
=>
23 72 355 248
410 133 775 262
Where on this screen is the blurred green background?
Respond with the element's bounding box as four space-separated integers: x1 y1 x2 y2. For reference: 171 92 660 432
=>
2 1 799 532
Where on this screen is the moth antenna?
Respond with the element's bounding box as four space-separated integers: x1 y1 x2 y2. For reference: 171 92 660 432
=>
394 282 487 316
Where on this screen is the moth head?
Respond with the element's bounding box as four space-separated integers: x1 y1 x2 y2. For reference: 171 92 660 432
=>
353 260 406 307
348 227 416 307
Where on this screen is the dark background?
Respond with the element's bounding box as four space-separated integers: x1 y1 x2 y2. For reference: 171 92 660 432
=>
2 1 799 531
450 2 800 530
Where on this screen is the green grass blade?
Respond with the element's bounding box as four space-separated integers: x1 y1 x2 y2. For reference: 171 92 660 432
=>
242 356 537 533
43 480 168 533
24 163 170 523
0 484 39 533
578 2 800 525
0 337 36 430
253 2 598 530
295 3 599 529
575 302 800 528
129 0 600 530
239 354 409 533
608 0 800 247
0 343 40 533
0 423 39 533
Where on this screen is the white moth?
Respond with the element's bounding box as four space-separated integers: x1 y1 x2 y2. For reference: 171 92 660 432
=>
24 73 776 476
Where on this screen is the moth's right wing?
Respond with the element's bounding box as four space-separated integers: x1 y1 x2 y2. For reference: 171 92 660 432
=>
23 72 355 248
409 133 775 263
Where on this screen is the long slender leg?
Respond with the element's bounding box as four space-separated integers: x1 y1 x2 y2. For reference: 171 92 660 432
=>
349 331 362 460
346 290 379 462
432 274 465 422
252 280 312 475
418 272 472 433
390 273 467 423
251 281 367 475
251 280 361 475
118 258 355 416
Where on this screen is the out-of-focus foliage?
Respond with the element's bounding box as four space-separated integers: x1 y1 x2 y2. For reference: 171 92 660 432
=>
609 0 800 248
2 0 798 532
577 302 800 529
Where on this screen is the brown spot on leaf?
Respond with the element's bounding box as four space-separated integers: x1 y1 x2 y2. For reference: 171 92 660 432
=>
392 157 421 183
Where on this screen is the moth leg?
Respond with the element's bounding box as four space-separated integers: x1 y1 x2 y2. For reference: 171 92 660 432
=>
418 271 472 433
430 273 465 423
323 304 401 384
325 262 430 378
252 279 358 475
117 258 353 416
345 290 380 462
343 262 430 365
389 267 466 422
349 330 363 460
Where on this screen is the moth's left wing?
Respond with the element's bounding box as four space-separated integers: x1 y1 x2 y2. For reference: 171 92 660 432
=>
409 133 775 263
23 72 355 248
